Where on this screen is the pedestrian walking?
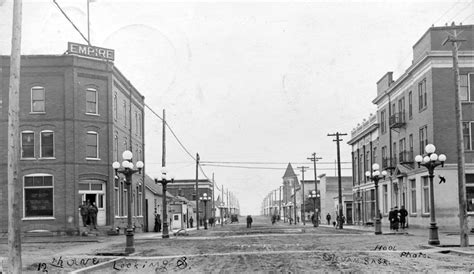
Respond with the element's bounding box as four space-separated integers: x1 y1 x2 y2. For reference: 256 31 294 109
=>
388 208 394 230
326 213 331 225
399 205 408 229
189 217 194 228
88 201 98 229
392 206 400 231
154 214 161 232
246 215 253 228
78 201 89 227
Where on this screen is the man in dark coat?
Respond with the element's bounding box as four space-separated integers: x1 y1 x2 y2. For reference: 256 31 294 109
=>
88 202 98 229
392 206 399 231
246 215 253 228
399 205 408 229
399 206 408 229
326 213 331 225
388 208 394 230
154 214 161 232
78 201 89 227
189 217 194 228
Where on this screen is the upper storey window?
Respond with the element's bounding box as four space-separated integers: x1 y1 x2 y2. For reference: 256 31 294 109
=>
31 86 45 113
418 79 427 112
86 88 98 114
460 74 474 101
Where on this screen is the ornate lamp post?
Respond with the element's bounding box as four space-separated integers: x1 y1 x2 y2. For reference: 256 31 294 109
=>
154 167 175 239
365 163 387 235
219 202 225 226
308 190 319 227
200 193 211 229
112 150 144 254
415 144 446 246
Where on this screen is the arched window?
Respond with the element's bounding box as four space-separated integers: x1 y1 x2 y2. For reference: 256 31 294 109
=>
21 130 35 158
40 130 54 158
31 86 45 113
86 131 99 159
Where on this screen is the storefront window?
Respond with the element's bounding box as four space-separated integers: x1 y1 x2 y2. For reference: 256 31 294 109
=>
24 175 54 217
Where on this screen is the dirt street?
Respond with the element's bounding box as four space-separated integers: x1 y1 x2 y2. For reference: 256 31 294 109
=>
1 216 473 273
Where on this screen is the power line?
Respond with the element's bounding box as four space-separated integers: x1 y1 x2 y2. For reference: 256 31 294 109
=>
432 0 463 26
145 104 196 161
200 161 352 165
201 163 352 171
460 11 474 23
447 1 473 24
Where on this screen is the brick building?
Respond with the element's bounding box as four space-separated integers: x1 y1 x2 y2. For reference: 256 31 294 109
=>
0 54 145 234
350 24 474 229
347 114 379 225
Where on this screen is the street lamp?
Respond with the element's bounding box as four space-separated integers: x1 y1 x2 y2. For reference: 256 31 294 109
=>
219 202 225 226
365 163 387 235
308 190 319 227
415 144 447 246
112 150 144 254
200 193 212 229
154 167 175 239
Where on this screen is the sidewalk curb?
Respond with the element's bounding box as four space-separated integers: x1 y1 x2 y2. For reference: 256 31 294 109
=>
420 244 474 256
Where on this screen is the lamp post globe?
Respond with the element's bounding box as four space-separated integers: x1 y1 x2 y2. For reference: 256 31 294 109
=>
366 166 386 235
200 193 211 229
154 167 174 239
415 144 446 246
112 151 144 254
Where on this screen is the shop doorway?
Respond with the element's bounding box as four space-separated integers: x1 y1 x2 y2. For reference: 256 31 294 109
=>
79 180 106 226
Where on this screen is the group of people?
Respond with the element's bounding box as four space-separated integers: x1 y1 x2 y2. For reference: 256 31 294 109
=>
78 200 98 230
389 205 408 231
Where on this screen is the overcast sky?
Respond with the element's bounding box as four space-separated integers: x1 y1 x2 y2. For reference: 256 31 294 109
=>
1 0 473 215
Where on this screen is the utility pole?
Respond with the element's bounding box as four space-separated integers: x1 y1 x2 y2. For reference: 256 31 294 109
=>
443 23 469 247
279 185 282 219
307 153 322 225
293 179 297 225
297 166 309 225
8 0 22 272
162 110 166 167
212 173 215 218
227 189 230 215
195 153 200 230
328 132 347 229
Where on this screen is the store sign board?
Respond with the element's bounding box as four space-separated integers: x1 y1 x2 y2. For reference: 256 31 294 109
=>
67 42 115 61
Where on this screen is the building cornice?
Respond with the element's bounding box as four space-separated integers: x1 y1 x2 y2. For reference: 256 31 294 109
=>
372 50 474 105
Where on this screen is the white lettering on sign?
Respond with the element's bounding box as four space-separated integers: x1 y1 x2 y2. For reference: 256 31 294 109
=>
67 42 115 61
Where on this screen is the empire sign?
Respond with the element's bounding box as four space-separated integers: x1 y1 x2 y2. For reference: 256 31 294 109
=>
67 42 115 61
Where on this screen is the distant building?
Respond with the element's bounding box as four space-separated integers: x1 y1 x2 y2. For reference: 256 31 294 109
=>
0 54 145 234
144 174 174 232
319 174 353 225
282 163 298 223
347 114 379 225
166 179 214 224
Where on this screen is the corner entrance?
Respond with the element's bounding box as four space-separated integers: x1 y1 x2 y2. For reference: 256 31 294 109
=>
79 180 106 226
